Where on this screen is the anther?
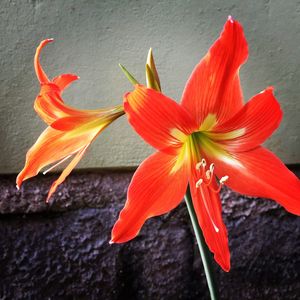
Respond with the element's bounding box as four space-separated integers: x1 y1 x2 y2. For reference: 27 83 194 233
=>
195 158 206 170
196 178 203 188
205 170 211 180
211 175 229 193
220 175 229 185
194 159 229 233
195 160 228 193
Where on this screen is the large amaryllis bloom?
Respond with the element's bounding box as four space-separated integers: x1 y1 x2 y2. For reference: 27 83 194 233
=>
17 39 124 201
111 17 300 271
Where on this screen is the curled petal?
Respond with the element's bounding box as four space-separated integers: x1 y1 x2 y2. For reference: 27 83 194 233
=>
181 17 248 126
34 89 66 124
52 74 79 91
124 85 198 154
208 88 282 152
111 151 189 243
212 147 300 215
34 39 53 83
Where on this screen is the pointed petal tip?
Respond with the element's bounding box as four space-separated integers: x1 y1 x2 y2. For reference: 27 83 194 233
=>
41 38 54 46
265 86 274 93
223 265 230 272
216 255 231 272
45 195 51 204
227 15 234 23
16 174 23 190
147 47 153 59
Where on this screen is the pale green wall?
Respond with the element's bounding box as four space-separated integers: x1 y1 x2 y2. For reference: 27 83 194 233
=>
1 0 299 173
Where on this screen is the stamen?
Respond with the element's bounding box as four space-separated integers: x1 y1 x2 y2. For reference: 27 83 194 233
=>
205 170 211 179
195 159 229 232
220 175 229 185
196 178 203 188
195 158 206 170
199 186 220 233
210 175 229 193
43 154 72 175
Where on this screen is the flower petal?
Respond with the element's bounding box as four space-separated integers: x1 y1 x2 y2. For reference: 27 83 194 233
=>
111 151 189 243
52 74 79 91
212 147 300 215
34 39 53 83
34 89 65 124
181 17 248 126
16 126 98 188
189 170 230 271
46 144 89 202
35 83 124 125
50 105 124 131
124 85 197 154
207 88 282 152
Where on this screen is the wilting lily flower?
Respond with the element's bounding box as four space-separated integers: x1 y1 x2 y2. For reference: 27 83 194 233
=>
17 39 124 201
111 17 300 271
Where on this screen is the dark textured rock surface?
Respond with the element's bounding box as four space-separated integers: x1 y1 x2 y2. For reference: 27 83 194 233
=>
0 169 299 299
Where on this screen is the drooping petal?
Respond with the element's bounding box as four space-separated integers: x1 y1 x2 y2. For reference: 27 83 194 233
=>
111 151 189 243
50 105 124 131
51 116 100 131
16 126 99 188
124 85 198 154
189 169 230 271
34 39 53 83
52 74 79 91
46 144 89 202
212 147 300 215
35 81 124 125
207 88 282 152
181 17 248 126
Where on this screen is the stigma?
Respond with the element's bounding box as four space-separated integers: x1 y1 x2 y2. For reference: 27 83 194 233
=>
195 159 228 193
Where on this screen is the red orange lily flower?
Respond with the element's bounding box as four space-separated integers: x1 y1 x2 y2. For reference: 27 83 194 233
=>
111 17 300 271
17 39 124 201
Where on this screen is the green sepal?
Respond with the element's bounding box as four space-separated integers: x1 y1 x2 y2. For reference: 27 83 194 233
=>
119 63 139 85
146 48 161 91
146 64 160 91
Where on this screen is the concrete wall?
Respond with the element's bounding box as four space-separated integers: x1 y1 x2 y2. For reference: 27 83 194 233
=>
1 170 300 299
1 0 300 173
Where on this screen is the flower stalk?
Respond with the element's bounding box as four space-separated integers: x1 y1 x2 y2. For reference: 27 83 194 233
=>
184 186 219 300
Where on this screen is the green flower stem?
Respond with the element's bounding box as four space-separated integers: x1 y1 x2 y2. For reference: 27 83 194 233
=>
184 185 219 300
